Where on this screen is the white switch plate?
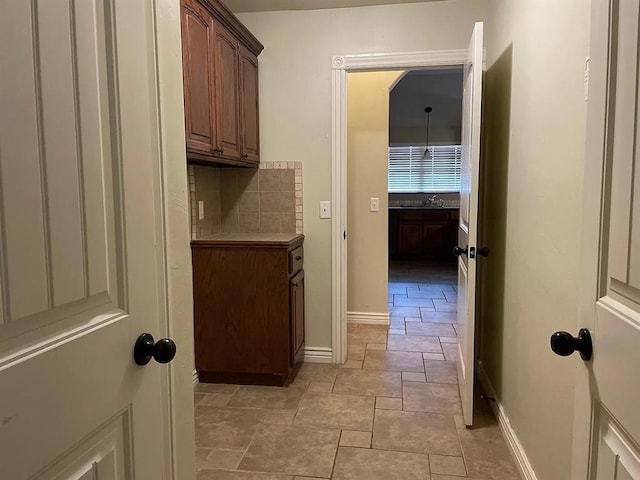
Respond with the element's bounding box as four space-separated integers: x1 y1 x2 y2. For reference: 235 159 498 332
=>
370 197 380 212
198 200 205 220
319 201 331 219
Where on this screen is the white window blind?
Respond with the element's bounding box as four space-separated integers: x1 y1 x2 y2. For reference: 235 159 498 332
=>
388 145 462 193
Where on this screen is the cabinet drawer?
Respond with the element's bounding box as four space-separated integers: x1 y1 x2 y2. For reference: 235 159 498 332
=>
289 246 304 274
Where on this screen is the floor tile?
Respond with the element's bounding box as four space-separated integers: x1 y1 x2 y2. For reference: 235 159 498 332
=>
372 409 461 455
340 430 372 448
376 396 403 410
348 327 388 345
389 317 406 328
444 292 458 303
424 360 458 384
432 299 457 312
261 409 297 426
197 447 211 471
333 367 402 397
367 342 387 350
198 393 233 407
423 352 446 361
431 475 489 480
394 296 436 308
294 392 374 431
388 328 406 335
227 384 306 410
196 383 239 395
308 381 334 393
406 288 446 299
238 425 339 478
341 359 363 369
458 424 521 479
389 282 420 289
419 283 456 293
332 446 431 480
402 371 426 382
363 350 425 372
441 343 458 362
387 334 442 353
420 311 458 324
203 449 245 470
347 343 366 360
404 316 423 322
293 363 341 383
195 406 264 450
439 336 458 344
389 306 422 318
428 454 466 476
405 323 457 337
402 382 461 415
198 471 293 480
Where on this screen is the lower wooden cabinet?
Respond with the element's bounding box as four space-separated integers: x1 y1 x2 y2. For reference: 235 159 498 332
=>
389 209 459 260
191 234 304 386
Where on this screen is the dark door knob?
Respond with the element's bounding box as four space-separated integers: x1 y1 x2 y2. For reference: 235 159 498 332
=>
550 328 592 361
453 246 468 257
134 333 177 365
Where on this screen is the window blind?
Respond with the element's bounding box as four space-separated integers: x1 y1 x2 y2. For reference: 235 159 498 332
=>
388 145 462 193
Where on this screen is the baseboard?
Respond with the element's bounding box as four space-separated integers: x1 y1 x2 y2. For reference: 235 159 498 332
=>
192 369 198 385
347 311 390 325
304 346 333 364
476 361 538 480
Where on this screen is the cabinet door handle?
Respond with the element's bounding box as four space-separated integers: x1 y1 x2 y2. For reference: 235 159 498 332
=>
242 153 249 159
295 255 302 261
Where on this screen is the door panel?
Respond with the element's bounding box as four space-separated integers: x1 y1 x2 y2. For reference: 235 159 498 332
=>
0 0 171 478
456 21 483 427
574 0 640 477
240 45 260 164
215 25 241 159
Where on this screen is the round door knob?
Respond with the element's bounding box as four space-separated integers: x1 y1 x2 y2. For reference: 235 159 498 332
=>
134 333 177 366
550 328 592 361
453 246 468 257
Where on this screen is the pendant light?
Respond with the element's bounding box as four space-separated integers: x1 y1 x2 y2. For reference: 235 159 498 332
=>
422 106 433 160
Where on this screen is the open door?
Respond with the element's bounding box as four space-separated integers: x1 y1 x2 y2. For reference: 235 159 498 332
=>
562 0 640 478
455 22 484 427
0 1 187 478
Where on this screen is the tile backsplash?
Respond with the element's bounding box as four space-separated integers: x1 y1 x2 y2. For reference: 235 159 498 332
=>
189 162 303 239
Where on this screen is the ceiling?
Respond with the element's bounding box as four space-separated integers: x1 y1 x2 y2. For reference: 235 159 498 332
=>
389 69 463 142
224 0 442 13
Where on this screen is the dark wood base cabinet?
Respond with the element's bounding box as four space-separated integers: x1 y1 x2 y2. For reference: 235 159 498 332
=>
389 209 459 260
192 235 304 386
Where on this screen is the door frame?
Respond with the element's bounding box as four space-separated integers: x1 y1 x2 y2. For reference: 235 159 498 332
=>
572 0 614 477
330 49 466 363
153 1 196 478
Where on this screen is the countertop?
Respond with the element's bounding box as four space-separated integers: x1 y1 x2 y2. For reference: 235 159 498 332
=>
191 232 304 248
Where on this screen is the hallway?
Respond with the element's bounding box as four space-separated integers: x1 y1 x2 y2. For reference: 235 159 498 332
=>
194 261 521 479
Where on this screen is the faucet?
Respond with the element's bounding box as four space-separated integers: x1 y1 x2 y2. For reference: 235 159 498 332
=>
427 194 438 206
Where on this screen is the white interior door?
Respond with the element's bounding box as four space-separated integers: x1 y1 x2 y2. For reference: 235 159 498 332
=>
456 22 484 427
0 1 175 478
569 0 640 478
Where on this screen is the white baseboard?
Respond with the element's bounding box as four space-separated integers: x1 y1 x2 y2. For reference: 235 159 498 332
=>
304 346 333 364
192 369 198 385
347 311 390 325
476 361 538 480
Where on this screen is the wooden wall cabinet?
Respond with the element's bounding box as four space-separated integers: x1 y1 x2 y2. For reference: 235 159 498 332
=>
180 0 263 167
389 209 459 260
192 235 305 386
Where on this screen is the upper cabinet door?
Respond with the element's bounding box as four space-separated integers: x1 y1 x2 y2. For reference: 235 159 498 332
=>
181 0 217 156
214 25 241 160
240 45 260 164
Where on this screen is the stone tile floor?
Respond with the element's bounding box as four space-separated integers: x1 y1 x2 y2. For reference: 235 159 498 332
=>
194 260 521 479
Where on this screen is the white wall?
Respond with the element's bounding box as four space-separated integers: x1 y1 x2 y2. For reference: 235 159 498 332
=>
481 1 589 478
237 0 488 350
347 71 402 315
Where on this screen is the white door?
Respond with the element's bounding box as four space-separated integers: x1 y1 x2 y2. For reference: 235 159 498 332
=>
567 0 640 478
456 22 484 427
0 1 176 478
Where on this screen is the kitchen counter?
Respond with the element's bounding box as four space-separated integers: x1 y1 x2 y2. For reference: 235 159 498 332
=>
192 232 304 248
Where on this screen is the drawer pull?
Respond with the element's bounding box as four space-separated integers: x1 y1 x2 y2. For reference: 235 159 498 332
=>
295 255 302 261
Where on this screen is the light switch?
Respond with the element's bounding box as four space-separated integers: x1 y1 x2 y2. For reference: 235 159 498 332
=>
370 197 380 212
319 201 331 219
198 200 205 220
